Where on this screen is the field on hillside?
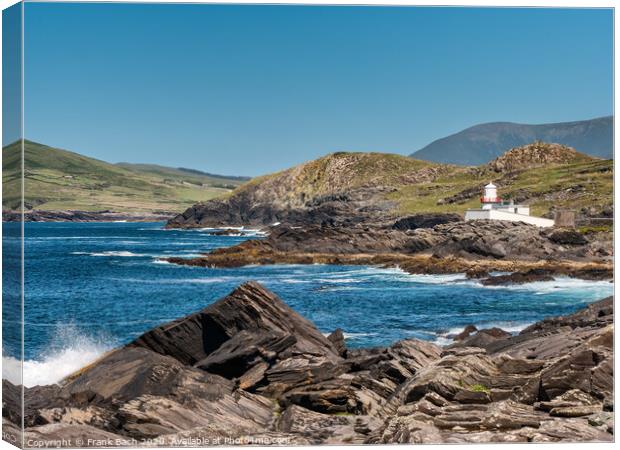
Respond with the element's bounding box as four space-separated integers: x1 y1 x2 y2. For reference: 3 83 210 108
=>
2 141 247 213
389 159 613 217
219 147 612 219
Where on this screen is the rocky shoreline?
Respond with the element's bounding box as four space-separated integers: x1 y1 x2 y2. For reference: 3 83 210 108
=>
2 282 613 445
165 217 613 281
2 210 176 223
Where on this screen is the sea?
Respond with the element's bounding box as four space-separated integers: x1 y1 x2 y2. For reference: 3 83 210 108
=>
1 221 613 387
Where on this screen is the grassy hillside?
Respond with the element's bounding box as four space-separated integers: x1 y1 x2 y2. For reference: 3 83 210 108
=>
202 144 612 219
116 163 249 189
2 140 247 212
391 159 612 217
226 151 446 208
392 143 611 217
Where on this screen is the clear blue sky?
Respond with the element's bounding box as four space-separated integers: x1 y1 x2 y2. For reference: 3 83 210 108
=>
19 3 613 176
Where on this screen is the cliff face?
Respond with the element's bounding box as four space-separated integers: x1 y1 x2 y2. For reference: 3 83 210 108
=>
3 283 613 445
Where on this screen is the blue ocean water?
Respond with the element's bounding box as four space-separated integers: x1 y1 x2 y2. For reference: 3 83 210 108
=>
2 221 613 386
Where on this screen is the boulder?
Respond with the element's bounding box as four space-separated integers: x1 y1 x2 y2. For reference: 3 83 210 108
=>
327 328 347 357
548 230 589 246
481 269 554 286
131 282 340 367
453 325 477 341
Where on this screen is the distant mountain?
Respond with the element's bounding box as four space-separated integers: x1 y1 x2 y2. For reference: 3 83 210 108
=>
411 116 613 165
116 163 250 188
2 140 249 212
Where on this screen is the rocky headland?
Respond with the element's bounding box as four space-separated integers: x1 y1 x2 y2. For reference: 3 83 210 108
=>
165 145 612 229
162 145 612 280
166 217 613 281
3 283 613 445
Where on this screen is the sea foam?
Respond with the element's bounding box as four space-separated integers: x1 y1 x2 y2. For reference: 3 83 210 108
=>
3 327 112 387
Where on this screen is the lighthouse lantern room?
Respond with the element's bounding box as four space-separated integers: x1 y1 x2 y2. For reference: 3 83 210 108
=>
481 182 500 210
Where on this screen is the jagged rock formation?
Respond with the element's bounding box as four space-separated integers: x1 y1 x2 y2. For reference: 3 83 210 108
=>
486 142 594 173
167 220 613 278
3 284 613 445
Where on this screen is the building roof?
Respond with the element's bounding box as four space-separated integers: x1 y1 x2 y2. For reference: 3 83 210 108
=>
485 182 497 188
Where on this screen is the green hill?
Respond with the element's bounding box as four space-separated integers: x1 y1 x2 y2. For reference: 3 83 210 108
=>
393 143 611 217
168 143 612 228
116 163 249 189
2 140 248 213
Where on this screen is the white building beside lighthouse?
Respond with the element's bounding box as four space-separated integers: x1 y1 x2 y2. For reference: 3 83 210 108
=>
464 182 555 227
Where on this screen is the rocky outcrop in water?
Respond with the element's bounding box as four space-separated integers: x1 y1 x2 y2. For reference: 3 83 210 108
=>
166 220 613 280
3 284 613 446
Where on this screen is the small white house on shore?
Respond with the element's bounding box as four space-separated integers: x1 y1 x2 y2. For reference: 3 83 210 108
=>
464 183 555 228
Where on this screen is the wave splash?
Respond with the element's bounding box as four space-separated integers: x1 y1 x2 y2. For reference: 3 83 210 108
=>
72 250 146 257
2 325 112 388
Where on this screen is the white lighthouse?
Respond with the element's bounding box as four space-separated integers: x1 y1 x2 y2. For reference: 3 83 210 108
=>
481 182 500 210
464 182 555 227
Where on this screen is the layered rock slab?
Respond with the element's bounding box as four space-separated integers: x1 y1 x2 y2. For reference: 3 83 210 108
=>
4 285 613 446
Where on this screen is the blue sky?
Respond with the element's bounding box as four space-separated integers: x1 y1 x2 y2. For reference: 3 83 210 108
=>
18 3 614 176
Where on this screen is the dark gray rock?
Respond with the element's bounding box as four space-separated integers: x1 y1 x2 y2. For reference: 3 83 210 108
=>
548 230 589 245
130 281 340 366
9 285 614 446
481 269 554 286
392 213 461 231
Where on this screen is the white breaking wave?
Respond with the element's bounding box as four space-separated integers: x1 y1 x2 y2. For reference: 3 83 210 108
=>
2 328 112 387
431 320 534 347
107 276 238 284
432 336 454 347
152 259 173 265
315 277 361 284
71 250 147 257
475 276 613 296
342 332 379 340
398 273 470 284
279 278 310 284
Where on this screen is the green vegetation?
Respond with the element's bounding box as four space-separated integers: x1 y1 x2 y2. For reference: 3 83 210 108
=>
469 384 490 393
2 140 247 212
229 151 438 207
227 145 611 219
578 224 613 234
388 159 613 217
2 140 612 219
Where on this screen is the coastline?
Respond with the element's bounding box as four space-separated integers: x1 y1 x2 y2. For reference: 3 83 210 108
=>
2 210 176 223
166 250 613 281
3 282 613 445
163 220 614 281
3 218 613 445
